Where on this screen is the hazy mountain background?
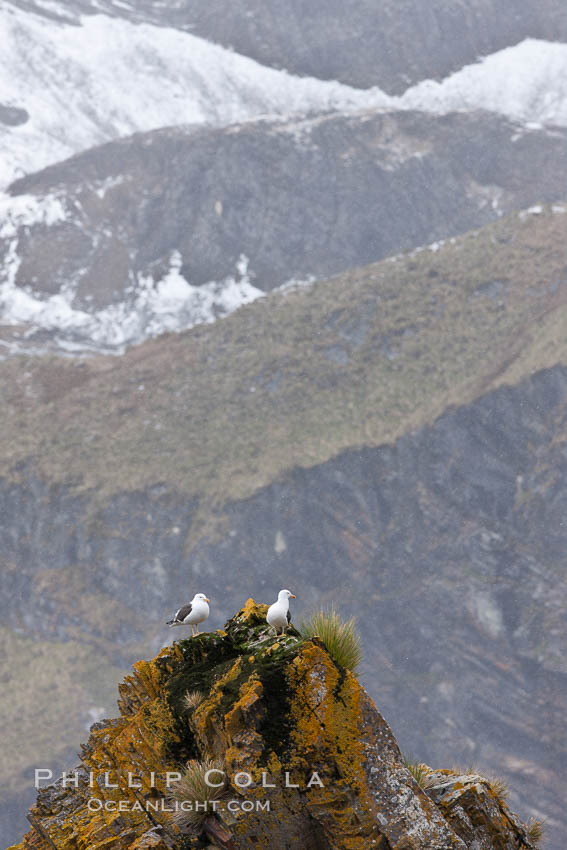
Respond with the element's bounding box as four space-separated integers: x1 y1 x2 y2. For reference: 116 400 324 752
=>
1 1 566 847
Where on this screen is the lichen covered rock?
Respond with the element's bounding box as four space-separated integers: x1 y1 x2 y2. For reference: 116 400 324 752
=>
424 769 537 849
9 600 538 850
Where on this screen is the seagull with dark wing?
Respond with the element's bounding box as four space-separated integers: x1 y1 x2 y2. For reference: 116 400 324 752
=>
166 592 210 636
266 589 296 636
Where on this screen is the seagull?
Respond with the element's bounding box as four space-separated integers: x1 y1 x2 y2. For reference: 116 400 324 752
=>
166 593 210 636
267 589 296 636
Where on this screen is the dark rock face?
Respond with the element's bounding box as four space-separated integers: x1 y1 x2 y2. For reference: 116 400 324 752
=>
152 0 567 92
6 110 567 307
2 365 567 847
8 0 567 91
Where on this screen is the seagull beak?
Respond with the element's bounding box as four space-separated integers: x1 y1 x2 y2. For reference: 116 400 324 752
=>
204 597 211 603
290 594 296 598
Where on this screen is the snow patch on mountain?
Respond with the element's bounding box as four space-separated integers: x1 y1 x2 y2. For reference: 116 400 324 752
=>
1 0 567 188
0 191 66 238
400 39 567 128
0 191 67 311
0 213 265 353
2 194 566 356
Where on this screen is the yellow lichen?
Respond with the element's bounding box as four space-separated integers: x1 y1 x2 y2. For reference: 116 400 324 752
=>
240 598 269 621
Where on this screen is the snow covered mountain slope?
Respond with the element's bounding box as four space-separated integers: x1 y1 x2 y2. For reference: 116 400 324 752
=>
0 2 390 188
2 0 567 188
400 39 567 128
6 0 567 92
2 111 566 354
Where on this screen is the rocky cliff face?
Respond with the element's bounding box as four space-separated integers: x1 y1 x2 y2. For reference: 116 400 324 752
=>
3 111 566 354
8 601 539 850
7 0 567 91
6 110 567 312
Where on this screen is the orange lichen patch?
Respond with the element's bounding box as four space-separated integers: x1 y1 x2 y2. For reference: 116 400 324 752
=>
239 598 269 621
85 695 179 799
33 649 188 849
288 642 364 782
81 819 141 849
428 772 535 848
117 646 184 716
18 769 95 850
283 641 382 847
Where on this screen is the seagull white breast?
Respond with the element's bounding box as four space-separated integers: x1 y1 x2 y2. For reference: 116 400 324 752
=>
267 599 289 629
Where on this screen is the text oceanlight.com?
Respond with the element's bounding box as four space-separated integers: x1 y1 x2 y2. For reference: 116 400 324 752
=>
87 798 272 814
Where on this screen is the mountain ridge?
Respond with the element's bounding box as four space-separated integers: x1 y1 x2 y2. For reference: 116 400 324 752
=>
4 0 567 188
1 204 565 506
2 110 566 353
6 0 567 91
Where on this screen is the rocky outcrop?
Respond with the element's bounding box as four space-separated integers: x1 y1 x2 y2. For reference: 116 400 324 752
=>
8 0 567 91
8 601 538 850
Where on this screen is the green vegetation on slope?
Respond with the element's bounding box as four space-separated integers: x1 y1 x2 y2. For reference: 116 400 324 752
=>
0 206 566 541
0 627 125 797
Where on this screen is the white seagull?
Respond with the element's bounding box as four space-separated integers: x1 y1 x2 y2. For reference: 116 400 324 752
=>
166 593 210 636
266 589 296 636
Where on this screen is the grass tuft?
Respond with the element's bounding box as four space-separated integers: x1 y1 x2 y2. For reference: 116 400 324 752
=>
183 690 204 711
526 817 545 846
169 758 228 833
450 765 510 805
300 608 362 671
489 776 509 803
403 756 438 791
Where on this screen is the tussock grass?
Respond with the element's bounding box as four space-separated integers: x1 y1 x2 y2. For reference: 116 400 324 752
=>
300 608 362 671
450 764 476 777
488 776 509 803
450 764 510 804
183 690 204 711
169 758 228 833
403 756 438 791
526 817 545 846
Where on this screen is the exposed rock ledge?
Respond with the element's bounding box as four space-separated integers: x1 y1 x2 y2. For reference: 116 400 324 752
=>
9 601 538 850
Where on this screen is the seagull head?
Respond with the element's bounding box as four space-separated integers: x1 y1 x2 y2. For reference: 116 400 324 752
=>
278 589 296 601
193 593 211 604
